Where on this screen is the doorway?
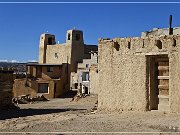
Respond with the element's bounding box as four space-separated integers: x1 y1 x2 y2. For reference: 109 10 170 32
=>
148 55 169 111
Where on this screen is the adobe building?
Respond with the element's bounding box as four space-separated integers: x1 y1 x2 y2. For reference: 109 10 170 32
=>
13 63 68 98
71 51 98 94
98 27 180 113
13 29 97 98
0 68 15 109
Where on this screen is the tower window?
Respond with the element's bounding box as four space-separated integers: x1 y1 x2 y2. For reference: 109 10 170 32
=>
76 34 80 41
48 37 53 45
68 33 71 40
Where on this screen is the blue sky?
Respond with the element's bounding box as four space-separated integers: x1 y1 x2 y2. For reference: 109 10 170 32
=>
0 2 180 62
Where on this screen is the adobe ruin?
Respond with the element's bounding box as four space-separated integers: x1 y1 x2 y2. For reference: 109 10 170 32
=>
98 33 180 113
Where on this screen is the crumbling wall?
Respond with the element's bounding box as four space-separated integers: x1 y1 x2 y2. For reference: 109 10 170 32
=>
0 69 14 109
98 35 180 113
13 79 38 97
141 27 180 37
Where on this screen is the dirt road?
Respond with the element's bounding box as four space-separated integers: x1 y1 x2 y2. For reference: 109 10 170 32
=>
1 95 180 135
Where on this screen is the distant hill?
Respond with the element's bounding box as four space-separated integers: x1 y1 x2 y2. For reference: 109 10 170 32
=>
0 62 26 73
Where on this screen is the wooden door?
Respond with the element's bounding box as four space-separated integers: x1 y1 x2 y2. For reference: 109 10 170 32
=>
156 57 169 111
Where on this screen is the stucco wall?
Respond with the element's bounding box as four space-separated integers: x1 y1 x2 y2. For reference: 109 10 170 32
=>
89 65 98 95
98 35 180 113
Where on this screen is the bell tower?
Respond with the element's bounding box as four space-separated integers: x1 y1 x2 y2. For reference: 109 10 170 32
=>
39 33 56 63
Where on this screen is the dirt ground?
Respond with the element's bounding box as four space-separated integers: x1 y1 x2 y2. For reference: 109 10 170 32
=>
1 95 180 135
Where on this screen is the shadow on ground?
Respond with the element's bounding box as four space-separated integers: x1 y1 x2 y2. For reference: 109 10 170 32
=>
60 90 77 98
0 108 86 120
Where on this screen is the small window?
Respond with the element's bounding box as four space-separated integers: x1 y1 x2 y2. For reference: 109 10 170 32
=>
86 64 89 68
128 41 131 49
68 33 71 40
55 53 58 58
82 72 89 81
172 39 176 47
142 40 145 48
38 83 49 93
114 42 120 51
75 34 80 41
47 66 53 72
156 40 162 49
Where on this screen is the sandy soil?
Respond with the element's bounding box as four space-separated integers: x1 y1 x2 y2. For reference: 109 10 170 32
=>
1 95 180 135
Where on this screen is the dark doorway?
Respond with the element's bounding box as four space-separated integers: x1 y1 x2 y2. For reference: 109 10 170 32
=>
148 55 169 111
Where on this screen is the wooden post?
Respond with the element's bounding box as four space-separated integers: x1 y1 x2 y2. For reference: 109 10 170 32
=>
169 15 173 35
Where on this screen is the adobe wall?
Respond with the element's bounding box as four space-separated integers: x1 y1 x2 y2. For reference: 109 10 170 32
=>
13 79 38 97
89 65 98 95
0 69 14 108
84 45 98 59
141 27 180 37
98 35 180 113
41 66 62 80
46 44 71 64
13 79 63 99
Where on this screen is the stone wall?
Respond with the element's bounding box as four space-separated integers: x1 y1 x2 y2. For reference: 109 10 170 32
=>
98 35 180 113
0 69 14 109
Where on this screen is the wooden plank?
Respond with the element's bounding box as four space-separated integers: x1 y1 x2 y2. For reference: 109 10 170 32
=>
158 76 169 79
156 57 169 62
158 85 169 89
158 70 169 76
158 62 169 66
158 66 169 70
159 79 169 85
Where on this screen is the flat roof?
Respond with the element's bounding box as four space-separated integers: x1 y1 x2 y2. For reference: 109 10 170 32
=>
26 63 63 66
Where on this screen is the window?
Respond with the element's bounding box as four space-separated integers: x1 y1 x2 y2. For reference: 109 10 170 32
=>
47 66 53 72
68 33 71 40
86 64 89 68
156 40 162 49
38 83 49 93
48 37 53 45
82 72 89 81
75 34 80 41
114 42 120 51
128 41 131 49
172 39 176 47
55 53 58 59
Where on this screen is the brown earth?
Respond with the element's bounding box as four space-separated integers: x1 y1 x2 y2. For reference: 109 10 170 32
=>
1 95 180 135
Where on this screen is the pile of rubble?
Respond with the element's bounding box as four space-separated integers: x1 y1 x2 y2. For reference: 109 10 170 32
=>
71 93 90 102
90 100 98 114
12 94 49 104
